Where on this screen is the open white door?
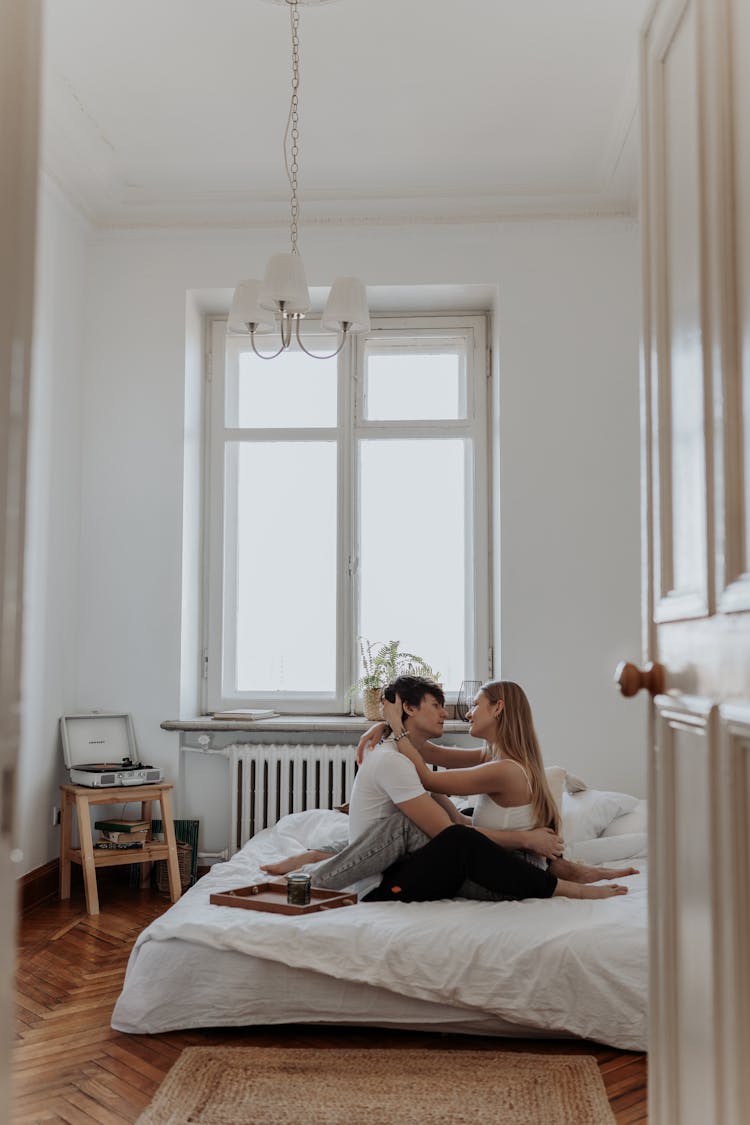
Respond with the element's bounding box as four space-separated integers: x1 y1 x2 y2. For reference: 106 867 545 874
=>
628 1 750 1121
0 1 41 1120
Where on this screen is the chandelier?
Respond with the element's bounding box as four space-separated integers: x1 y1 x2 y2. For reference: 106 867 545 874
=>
228 0 370 359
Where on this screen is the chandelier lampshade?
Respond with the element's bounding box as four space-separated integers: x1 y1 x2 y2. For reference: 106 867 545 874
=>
228 281 276 334
228 0 368 360
259 253 311 314
322 277 371 334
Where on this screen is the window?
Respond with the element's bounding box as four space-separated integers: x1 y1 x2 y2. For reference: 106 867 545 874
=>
205 314 490 713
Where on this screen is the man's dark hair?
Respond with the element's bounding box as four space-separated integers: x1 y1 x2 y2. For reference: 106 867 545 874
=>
383 675 445 718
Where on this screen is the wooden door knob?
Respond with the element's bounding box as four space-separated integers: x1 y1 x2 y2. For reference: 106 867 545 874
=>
614 660 665 698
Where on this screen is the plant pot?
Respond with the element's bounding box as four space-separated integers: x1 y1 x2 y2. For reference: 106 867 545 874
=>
362 688 383 721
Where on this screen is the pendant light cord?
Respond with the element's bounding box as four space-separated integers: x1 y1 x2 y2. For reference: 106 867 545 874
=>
283 0 301 256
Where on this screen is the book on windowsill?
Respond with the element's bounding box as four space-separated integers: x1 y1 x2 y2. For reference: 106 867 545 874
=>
211 708 280 721
93 818 150 833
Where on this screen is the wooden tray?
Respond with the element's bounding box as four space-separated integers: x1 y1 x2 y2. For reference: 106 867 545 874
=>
209 882 357 916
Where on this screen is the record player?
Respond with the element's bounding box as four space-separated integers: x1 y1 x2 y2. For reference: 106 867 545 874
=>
60 712 163 787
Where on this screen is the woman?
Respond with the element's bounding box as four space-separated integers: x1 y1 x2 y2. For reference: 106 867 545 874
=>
376 679 638 887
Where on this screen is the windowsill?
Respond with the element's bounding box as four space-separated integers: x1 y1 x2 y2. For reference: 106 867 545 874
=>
161 715 471 735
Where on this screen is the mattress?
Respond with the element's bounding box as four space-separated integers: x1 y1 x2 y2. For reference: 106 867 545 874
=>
112 806 648 1049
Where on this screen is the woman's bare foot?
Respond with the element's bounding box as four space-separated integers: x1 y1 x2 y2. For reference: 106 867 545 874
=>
554 878 628 899
550 857 640 883
594 863 639 880
260 849 331 876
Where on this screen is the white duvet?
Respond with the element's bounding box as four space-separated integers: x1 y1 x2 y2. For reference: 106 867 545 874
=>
113 809 648 1050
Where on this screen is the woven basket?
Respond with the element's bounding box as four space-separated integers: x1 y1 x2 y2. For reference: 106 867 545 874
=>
154 841 193 894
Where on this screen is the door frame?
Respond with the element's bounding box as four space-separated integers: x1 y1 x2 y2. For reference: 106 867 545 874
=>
0 1 41 1119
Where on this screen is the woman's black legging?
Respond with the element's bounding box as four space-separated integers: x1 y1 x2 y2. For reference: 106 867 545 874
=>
362 824 558 903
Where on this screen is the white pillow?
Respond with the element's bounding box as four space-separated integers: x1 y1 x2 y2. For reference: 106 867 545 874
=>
564 771 588 794
562 788 639 843
271 809 350 850
566 833 647 865
544 766 566 821
602 799 647 837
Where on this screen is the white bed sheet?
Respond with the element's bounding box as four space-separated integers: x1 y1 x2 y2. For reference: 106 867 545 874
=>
112 809 648 1050
112 937 572 1039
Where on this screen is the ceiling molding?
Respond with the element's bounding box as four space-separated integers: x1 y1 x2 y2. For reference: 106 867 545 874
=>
38 160 638 230
598 57 641 187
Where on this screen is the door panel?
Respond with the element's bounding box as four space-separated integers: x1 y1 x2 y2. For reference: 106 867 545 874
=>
642 1 750 1121
661 2 708 610
718 707 750 1124
651 703 719 1124
648 0 709 624
671 715 716 1125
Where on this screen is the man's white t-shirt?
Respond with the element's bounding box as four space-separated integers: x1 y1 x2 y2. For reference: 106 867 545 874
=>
348 739 426 843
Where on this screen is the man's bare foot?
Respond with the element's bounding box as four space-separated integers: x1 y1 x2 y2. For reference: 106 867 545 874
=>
260 849 331 876
550 857 640 883
554 878 628 899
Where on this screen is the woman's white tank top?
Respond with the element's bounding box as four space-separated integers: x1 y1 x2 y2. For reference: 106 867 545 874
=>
471 759 536 831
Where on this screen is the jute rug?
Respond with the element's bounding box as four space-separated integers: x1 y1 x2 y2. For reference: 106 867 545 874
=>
135 1045 616 1125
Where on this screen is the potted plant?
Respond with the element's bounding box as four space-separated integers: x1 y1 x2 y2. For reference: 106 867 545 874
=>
348 638 440 720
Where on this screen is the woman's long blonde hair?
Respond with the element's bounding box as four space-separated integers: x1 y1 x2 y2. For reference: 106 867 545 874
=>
478 681 560 832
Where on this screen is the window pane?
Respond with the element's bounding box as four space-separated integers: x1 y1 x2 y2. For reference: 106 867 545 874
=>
234 442 337 692
365 349 464 420
234 345 337 428
359 439 466 692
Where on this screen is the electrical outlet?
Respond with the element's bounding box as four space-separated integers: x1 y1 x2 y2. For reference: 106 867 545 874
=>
51 805 61 827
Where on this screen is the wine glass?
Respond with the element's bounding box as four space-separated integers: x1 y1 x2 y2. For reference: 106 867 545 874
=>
456 680 482 722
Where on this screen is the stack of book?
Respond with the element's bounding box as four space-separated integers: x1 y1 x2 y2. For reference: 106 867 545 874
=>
94 817 150 850
211 708 279 720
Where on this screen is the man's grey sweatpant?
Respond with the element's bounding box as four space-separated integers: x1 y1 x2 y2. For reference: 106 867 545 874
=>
305 811 544 901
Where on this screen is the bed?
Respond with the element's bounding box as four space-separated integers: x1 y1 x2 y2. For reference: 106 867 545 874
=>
111 789 648 1050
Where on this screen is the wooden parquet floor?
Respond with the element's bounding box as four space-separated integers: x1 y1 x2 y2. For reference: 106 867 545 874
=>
13 881 647 1123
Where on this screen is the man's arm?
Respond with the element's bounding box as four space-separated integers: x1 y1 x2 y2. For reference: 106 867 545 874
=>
430 793 564 858
394 794 562 858
396 793 456 838
430 792 470 824
477 824 564 859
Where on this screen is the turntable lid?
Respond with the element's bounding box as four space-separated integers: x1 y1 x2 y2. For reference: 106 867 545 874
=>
60 713 141 769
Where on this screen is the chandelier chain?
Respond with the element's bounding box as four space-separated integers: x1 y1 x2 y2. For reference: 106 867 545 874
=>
283 1 302 255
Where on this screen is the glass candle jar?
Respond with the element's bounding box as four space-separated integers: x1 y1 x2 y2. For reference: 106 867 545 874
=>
287 873 312 906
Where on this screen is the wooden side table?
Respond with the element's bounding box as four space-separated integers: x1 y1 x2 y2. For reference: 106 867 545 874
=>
59 782 182 916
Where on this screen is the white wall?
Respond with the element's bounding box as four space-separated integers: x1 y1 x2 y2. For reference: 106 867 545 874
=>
20 215 645 872
19 177 89 874
495 222 647 792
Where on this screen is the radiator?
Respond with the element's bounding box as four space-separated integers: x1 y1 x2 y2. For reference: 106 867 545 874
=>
226 743 358 851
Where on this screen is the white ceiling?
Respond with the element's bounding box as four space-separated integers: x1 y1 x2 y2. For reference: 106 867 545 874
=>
41 0 652 230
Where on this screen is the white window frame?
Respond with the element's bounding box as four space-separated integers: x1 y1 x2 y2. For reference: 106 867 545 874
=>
204 312 491 714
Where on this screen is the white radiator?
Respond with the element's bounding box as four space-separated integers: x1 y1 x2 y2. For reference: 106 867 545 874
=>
226 743 358 850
